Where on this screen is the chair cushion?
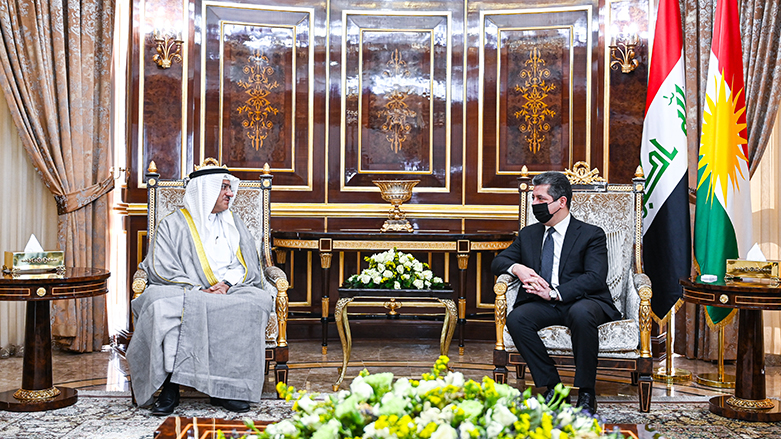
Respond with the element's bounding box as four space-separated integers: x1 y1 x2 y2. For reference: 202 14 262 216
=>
503 318 640 359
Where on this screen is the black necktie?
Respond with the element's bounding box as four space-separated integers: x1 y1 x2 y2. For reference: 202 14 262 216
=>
540 228 555 285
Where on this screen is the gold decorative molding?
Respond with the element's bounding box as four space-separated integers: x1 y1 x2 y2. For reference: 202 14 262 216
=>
727 396 775 410
514 48 556 154
236 52 280 151
564 161 606 185
14 386 60 401
380 49 416 154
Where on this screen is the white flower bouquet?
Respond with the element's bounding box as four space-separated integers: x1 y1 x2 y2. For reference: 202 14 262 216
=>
223 356 623 439
342 248 447 290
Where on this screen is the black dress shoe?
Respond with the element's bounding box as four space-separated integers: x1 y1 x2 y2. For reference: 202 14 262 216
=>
542 387 570 407
210 397 250 413
576 390 597 415
152 376 180 416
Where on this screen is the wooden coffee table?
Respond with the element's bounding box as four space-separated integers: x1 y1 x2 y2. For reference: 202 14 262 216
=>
154 417 270 438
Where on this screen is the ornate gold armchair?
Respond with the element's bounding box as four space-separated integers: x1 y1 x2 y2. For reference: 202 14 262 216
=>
129 159 289 386
493 162 653 412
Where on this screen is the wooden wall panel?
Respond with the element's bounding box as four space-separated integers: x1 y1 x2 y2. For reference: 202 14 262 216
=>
467 1 601 204
327 1 464 205
196 3 321 194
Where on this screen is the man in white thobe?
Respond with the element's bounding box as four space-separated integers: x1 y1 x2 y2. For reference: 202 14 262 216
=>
127 165 275 415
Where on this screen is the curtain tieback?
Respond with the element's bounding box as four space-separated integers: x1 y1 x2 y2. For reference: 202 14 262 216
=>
54 175 115 215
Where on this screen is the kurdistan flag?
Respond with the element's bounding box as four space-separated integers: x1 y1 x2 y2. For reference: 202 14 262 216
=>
640 0 691 323
694 0 752 326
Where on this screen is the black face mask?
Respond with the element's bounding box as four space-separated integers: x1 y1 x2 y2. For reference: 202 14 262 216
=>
532 201 560 224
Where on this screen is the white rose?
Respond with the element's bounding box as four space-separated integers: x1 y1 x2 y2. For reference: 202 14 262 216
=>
360 274 372 284
491 404 516 427
431 424 458 439
377 263 385 272
433 276 442 284
383 270 393 278
300 413 320 427
413 279 425 289
265 419 298 436
350 376 374 400
458 422 477 439
485 421 504 439
297 394 317 414
396 265 405 273
373 276 383 284
445 371 464 387
394 281 401 289
423 270 433 280
402 274 410 280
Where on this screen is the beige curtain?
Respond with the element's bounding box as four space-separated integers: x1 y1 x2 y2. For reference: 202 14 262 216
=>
0 0 115 352
741 0 781 176
751 111 781 355
0 96 59 358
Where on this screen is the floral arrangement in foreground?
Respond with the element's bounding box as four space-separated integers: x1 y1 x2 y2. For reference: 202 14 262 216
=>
220 356 624 439
341 248 446 290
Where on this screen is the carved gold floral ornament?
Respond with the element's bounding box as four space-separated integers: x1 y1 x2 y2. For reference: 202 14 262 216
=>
236 52 280 151
514 48 556 154
379 49 416 154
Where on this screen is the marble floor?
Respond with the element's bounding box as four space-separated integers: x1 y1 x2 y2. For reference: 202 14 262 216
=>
1 338 780 404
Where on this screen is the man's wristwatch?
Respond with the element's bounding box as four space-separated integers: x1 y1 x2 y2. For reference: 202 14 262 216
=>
549 288 559 301
223 280 233 288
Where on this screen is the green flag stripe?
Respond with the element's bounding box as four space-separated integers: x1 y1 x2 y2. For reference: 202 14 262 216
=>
694 176 739 324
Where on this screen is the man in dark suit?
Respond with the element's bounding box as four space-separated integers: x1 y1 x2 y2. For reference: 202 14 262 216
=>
491 171 621 414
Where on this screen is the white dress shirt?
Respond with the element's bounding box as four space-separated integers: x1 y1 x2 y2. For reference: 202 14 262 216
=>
204 212 245 286
508 212 572 291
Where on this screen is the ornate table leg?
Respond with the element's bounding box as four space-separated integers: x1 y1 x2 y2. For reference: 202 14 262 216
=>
456 242 470 356
319 239 333 355
709 309 781 421
333 297 354 391
0 300 77 411
437 299 457 356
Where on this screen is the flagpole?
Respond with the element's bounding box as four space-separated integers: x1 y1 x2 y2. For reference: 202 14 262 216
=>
694 326 736 389
652 311 691 383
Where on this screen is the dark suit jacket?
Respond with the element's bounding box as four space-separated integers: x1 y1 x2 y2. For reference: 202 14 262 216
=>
491 216 622 321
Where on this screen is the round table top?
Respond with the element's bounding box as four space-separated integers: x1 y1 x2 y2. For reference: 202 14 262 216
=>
680 276 781 310
0 267 110 301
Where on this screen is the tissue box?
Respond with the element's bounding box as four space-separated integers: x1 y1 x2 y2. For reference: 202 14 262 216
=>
725 259 779 281
3 251 65 274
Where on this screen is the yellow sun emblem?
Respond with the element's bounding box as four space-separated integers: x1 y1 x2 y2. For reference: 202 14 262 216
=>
697 71 748 205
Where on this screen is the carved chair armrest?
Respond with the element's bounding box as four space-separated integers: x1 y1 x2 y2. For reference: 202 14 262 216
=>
132 269 148 299
633 272 653 358
493 274 514 351
264 265 289 348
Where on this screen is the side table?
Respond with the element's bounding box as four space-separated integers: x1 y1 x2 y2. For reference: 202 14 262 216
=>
680 277 781 422
332 288 456 391
0 267 110 411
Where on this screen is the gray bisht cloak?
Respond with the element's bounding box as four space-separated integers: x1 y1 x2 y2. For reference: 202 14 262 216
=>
127 210 275 407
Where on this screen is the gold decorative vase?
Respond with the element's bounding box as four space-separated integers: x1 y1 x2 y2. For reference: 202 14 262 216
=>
373 180 419 232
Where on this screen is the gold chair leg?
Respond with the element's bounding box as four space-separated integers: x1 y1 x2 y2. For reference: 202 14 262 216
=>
437 299 457 356
333 298 354 391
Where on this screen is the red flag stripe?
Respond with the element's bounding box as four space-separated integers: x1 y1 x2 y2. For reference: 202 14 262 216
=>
711 0 748 143
645 0 684 114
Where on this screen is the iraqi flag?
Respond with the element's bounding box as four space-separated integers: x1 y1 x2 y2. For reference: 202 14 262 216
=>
640 0 690 323
694 0 752 326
